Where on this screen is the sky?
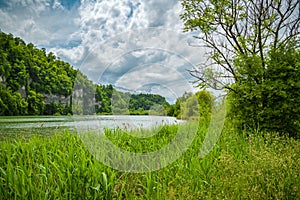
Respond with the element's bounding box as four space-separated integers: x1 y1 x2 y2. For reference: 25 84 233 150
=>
0 0 206 103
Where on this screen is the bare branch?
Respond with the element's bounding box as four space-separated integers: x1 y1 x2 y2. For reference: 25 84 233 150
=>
180 0 299 90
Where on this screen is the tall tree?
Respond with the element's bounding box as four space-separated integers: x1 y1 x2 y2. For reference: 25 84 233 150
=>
180 0 299 90
180 0 300 135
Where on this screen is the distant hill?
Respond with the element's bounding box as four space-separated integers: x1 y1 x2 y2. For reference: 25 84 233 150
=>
0 31 172 116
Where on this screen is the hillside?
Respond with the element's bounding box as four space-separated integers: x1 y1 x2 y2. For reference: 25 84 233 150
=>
0 32 171 116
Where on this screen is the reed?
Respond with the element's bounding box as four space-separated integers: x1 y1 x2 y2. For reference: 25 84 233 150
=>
0 124 299 199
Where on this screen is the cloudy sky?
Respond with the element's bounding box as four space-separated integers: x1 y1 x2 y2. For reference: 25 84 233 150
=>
0 0 205 103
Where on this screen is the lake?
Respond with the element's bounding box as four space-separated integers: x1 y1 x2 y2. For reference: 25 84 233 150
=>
0 115 183 137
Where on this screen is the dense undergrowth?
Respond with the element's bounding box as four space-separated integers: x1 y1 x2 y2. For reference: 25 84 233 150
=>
0 124 299 199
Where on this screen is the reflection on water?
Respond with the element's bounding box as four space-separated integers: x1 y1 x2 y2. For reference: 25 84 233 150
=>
0 115 183 136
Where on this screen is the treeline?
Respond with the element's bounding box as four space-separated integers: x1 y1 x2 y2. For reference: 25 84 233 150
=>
95 85 171 115
1 31 207 117
0 32 76 115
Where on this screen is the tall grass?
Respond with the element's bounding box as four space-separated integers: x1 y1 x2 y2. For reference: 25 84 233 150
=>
0 124 299 199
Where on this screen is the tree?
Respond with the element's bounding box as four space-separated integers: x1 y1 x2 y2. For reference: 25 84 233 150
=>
0 87 27 115
180 0 299 90
180 90 213 122
181 94 199 120
27 90 45 115
196 90 213 124
228 42 300 137
181 0 300 135
0 31 80 116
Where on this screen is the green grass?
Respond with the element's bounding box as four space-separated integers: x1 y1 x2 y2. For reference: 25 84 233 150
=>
0 124 299 199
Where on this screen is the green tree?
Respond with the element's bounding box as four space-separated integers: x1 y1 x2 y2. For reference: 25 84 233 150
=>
168 92 193 119
181 94 199 120
27 90 45 115
94 84 114 114
181 0 299 89
111 91 130 115
0 87 27 115
228 42 300 137
181 0 300 135
0 49 11 84
180 90 213 121
72 71 96 115
128 93 169 115
0 31 80 116
196 90 213 124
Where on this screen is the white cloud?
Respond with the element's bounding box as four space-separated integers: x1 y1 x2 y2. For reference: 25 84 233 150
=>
61 0 186 65
52 0 64 10
116 64 181 89
0 0 80 46
0 0 207 101
50 45 85 63
114 63 194 103
5 0 51 13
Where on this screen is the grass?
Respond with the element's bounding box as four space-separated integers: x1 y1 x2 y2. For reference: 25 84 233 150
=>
0 123 299 199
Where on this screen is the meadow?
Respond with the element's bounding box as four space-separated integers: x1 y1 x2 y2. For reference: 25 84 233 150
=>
0 123 299 199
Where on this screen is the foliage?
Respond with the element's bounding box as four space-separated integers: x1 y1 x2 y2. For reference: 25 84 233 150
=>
0 32 76 116
167 92 193 119
180 0 300 135
27 90 45 115
95 84 113 114
96 87 171 116
228 42 300 137
181 93 199 120
127 93 169 115
72 71 96 115
0 88 27 115
196 90 213 124
169 90 213 122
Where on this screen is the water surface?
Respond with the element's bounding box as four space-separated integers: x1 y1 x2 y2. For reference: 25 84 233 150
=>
0 115 182 136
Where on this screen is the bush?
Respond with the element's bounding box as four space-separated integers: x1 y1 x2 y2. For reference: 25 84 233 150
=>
228 41 300 138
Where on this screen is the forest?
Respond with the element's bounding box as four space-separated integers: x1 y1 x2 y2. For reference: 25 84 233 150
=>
0 31 195 117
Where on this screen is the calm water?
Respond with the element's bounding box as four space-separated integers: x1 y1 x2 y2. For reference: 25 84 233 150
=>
0 115 182 136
